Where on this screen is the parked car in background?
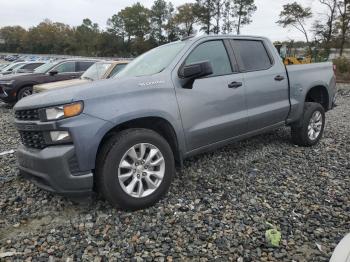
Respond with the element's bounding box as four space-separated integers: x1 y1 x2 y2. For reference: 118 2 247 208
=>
0 62 29 76
34 60 129 93
13 35 336 210
0 63 10 71
4 54 19 61
0 59 98 103
12 62 46 74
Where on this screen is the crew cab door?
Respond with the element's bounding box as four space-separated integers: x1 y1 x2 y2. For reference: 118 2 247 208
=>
174 39 248 151
231 39 290 131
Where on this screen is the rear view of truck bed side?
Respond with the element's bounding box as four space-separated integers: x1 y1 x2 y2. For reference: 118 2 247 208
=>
286 62 337 124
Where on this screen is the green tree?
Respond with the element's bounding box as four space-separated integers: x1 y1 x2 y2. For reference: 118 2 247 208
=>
24 20 75 54
120 3 151 40
150 0 169 44
174 3 199 36
213 0 225 34
164 2 181 42
233 0 257 35
107 14 126 40
222 0 235 34
118 3 151 54
337 0 350 55
321 0 338 49
0 26 26 52
96 32 125 57
74 18 100 56
108 3 151 55
196 0 215 34
277 2 312 49
107 14 128 55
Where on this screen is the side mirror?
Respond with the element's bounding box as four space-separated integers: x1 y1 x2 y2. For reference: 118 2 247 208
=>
179 61 213 79
179 61 213 89
49 70 58 76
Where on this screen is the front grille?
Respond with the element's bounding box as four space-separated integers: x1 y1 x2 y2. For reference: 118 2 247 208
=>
19 131 47 149
15 109 40 121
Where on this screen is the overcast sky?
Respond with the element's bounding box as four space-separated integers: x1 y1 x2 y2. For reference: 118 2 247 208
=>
0 0 328 41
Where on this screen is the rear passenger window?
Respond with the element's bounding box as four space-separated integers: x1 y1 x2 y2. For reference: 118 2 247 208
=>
185 40 232 77
77 61 95 72
22 63 43 70
234 40 272 71
54 62 76 73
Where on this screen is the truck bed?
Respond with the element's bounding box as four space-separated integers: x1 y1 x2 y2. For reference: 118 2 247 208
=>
286 62 337 123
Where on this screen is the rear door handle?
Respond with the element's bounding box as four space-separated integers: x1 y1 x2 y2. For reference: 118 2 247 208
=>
274 75 285 81
228 81 242 88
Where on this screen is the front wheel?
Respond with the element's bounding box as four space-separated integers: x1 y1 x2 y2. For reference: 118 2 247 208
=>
17 86 33 101
96 128 175 210
291 102 325 146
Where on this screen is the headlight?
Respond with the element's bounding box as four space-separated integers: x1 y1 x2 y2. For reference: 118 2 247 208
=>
0 80 14 86
44 102 83 121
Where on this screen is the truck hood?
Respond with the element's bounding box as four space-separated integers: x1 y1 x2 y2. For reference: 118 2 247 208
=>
14 74 168 110
34 79 89 92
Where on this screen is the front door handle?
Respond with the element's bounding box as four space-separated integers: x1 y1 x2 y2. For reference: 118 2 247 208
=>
228 81 242 88
274 75 285 81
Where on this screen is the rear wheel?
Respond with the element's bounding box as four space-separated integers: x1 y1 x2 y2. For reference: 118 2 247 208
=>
17 86 32 101
96 128 175 210
291 102 325 146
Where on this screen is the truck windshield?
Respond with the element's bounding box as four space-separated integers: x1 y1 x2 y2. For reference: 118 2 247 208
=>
115 41 186 78
81 62 112 81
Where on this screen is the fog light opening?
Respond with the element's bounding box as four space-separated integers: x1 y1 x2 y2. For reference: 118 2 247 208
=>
50 131 70 142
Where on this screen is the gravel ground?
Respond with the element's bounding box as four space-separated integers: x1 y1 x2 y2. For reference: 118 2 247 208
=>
0 85 349 261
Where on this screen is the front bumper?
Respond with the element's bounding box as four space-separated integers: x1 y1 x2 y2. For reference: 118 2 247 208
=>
332 90 338 109
0 85 16 103
17 144 93 194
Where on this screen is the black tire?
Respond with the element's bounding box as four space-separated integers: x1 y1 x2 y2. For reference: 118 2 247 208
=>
96 128 175 210
291 102 325 146
17 86 33 101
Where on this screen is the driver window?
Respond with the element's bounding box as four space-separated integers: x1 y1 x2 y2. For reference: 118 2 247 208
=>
185 40 232 77
53 62 76 73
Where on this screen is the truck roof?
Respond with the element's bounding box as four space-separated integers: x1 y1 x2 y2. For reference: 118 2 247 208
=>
182 34 270 42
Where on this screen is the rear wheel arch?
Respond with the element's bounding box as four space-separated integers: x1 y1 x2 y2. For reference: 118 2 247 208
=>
305 85 330 111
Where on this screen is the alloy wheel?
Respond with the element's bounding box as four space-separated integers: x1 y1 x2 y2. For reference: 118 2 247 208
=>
307 111 323 141
118 143 165 198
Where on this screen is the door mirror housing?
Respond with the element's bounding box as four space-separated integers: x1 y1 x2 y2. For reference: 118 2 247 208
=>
49 70 58 76
179 61 213 79
178 61 213 89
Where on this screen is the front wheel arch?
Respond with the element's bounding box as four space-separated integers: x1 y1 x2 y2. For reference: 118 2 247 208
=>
95 117 182 169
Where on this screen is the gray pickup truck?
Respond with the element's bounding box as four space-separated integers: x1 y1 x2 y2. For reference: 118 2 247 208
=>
14 35 337 210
